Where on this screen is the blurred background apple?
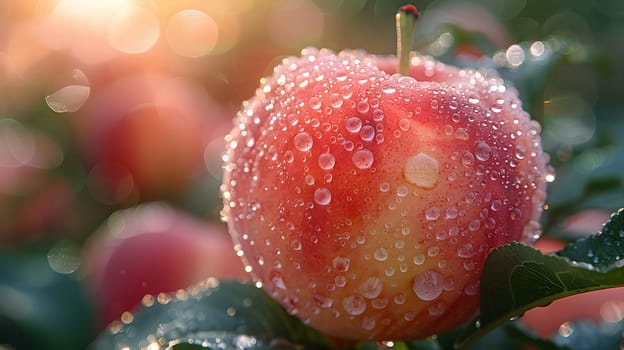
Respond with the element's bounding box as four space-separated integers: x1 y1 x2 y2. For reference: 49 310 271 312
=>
82 202 248 327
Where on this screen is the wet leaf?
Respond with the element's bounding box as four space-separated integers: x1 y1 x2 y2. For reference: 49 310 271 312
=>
0 252 96 350
356 339 442 350
92 279 332 350
456 209 624 349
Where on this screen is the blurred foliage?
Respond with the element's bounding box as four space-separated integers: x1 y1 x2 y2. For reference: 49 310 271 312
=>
1 0 624 349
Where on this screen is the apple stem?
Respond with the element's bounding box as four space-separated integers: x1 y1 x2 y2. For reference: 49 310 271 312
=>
396 4 420 76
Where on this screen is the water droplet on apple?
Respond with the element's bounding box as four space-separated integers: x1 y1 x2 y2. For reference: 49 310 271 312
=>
360 125 375 141
330 93 343 108
314 187 332 205
342 294 366 315
475 142 491 161
425 207 440 221
332 256 350 272
413 254 425 265
356 100 370 114
346 117 362 133
352 149 374 169
294 132 313 152
270 270 287 290
373 248 388 261
318 153 336 170
404 153 439 189
412 269 444 301
358 277 383 299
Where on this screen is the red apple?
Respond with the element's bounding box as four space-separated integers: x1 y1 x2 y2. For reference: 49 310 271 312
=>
82 203 249 327
78 72 231 205
221 8 548 340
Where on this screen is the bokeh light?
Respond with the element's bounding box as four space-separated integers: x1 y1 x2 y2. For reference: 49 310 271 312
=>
166 10 218 58
106 3 160 54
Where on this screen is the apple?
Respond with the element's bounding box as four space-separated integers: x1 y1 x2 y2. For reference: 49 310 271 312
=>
82 202 249 327
78 72 231 205
221 6 548 340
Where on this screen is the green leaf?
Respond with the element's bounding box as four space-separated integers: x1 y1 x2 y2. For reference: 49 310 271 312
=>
92 279 333 350
0 251 97 350
557 208 624 269
455 209 624 349
356 339 442 350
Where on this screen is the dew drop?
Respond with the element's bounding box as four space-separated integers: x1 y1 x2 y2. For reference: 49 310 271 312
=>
445 207 458 220
510 208 522 221
393 293 406 304
428 302 446 316
458 243 474 258
333 256 350 272
404 153 439 189
475 142 491 161
313 294 334 308
398 118 410 131
346 117 363 133
305 175 315 186
358 126 375 142
352 149 374 169
469 219 480 231
318 153 336 170
371 298 388 309
413 254 425 265
490 200 502 211
270 270 287 290
314 187 332 205
310 96 321 110
374 247 388 261
461 151 475 167
412 269 444 301
427 246 440 257
356 100 370 114
342 294 366 316
362 317 376 331
290 239 302 251
358 277 383 299
381 81 396 94
372 109 384 121
515 144 526 160
330 93 343 108
284 150 294 162
379 182 390 193
396 185 409 197
430 99 439 110
294 132 313 152
335 275 347 287
425 207 440 221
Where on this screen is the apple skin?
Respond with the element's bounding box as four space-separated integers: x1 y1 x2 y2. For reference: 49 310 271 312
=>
521 210 622 338
82 203 249 327
222 48 548 340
